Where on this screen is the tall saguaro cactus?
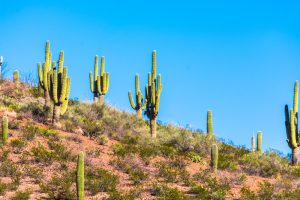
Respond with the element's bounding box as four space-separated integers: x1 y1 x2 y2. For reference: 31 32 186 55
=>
128 74 147 118
207 110 214 137
2 116 8 144
285 80 299 165
251 134 255 152
77 151 84 200
211 144 218 172
89 55 110 104
38 41 52 107
256 131 262 153
145 50 162 138
48 53 71 127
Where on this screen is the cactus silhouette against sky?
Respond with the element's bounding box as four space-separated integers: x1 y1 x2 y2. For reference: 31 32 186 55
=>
89 55 109 104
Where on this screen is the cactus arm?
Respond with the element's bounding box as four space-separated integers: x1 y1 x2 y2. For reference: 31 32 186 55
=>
105 73 110 92
96 75 101 95
52 70 58 104
61 78 70 115
38 63 43 86
135 74 140 94
58 51 64 73
59 68 68 102
94 55 98 82
89 72 94 93
102 73 107 94
152 50 156 82
100 56 105 76
128 91 136 110
290 110 298 148
294 80 299 113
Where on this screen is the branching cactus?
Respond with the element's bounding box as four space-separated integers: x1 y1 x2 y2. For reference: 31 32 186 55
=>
48 53 71 127
285 80 299 165
13 70 19 84
128 74 147 118
211 144 218 172
77 151 84 200
38 41 52 107
89 55 110 104
207 110 214 137
2 116 8 144
256 131 262 153
145 50 162 138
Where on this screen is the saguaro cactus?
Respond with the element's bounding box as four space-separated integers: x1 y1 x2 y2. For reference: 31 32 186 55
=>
145 50 162 138
211 144 218 172
48 53 71 127
128 74 147 118
256 131 262 153
207 110 213 137
13 70 19 84
285 80 299 165
2 116 8 144
251 134 255 152
38 41 52 107
89 55 110 104
77 151 84 200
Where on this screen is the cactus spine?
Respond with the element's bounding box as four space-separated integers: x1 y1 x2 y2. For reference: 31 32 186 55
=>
89 55 109 104
211 144 218 172
128 74 147 118
207 110 213 137
48 52 71 127
38 41 52 107
285 80 299 165
256 131 262 153
251 134 255 152
13 70 19 84
76 151 84 200
145 51 162 138
2 116 8 144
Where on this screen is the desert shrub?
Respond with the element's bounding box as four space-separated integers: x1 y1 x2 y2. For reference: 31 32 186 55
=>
96 134 109 145
239 151 290 177
85 167 119 194
257 181 274 200
239 187 257 200
31 144 56 164
0 181 7 195
8 120 20 129
108 190 135 200
61 119 77 132
156 158 187 183
0 160 21 189
87 148 101 157
47 138 74 161
10 139 27 153
187 152 202 163
11 190 31 200
190 185 211 199
24 165 43 183
159 145 177 157
20 102 51 123
151 183 190 200
0 149 9 162
40 171 76 200
22 125 39 141
276 188 300 199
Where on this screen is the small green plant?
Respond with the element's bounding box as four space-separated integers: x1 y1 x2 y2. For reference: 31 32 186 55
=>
151 183 189 200
11 190 31 200
10 139 27 154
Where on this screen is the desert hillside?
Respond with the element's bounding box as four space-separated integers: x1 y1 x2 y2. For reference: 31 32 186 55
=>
0 80 299 200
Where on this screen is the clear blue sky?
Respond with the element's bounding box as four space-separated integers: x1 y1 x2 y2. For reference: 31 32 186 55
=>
0 0 300 154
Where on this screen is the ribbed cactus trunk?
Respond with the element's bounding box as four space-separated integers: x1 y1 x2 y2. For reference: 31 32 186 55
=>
52 105 61 127
150 118 157 138
77 152 84 200
251 135 255 152
2 116 8 144
211 144 218 172
136 109 142 118
44 91 50 107
13 70 19 84
207 110 213 137
292 147 299 165
256 131 262 153
99 94 105 104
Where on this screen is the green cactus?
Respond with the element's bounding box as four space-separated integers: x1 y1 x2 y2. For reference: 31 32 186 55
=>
285 80 299 165
211 144 218 172
38 41 52 107
2 116 8 144
256 131 262 153
13 70 19 84
76 151 84 200
145 51 162 138
251 134 255 152
128 74 147 118
207 110 213 137
48 53 71 127
89 55 109 104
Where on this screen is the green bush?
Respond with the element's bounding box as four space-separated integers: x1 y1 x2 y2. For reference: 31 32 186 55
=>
11 190 31 200
151 183 190 200
10 139 27 153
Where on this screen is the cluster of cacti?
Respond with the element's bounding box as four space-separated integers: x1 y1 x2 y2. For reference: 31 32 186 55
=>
145 51 162 138
211 144 218 172
47 52 71 127
13 70 19 84
207 110 214 137
77 151 84 200
89 55 110 104
2 116 8 144
285 80 299 165
128 74 147 118
38 41 52 107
